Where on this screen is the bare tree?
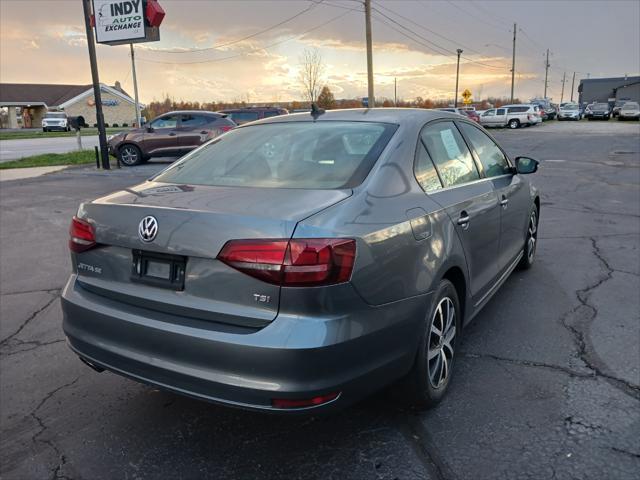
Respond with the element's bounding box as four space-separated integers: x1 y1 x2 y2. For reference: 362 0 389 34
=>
298 48 325 103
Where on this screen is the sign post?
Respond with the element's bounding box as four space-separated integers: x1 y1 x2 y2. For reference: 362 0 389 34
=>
82 0 110 169
83 0 164 169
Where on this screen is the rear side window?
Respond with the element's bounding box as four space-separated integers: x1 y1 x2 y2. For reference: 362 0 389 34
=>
228 112 260 122
262 111 281 118
414 142 443 192
420 121 479 188
180 115 209 127
507 106 527 113
458 123 511 178
154 121 397 189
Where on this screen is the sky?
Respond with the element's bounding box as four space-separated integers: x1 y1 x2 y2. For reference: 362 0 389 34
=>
1 0 639 104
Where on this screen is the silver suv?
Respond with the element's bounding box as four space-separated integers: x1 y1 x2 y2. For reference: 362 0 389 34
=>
480 104 539 129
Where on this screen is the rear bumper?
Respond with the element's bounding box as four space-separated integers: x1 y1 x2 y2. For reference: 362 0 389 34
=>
61 275 428 413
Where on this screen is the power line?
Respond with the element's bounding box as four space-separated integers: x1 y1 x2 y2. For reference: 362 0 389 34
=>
442 0 509 32
372 7 506 70
137 10 351 65
144 0 322 54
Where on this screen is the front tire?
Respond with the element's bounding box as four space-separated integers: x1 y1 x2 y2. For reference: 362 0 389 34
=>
508 119 520 129
402 279 460 409
518 207 539 270
118 144 143 166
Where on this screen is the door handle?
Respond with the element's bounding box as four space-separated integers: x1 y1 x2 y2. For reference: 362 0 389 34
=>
200 130 208 134
168 132 177 136
500 196 509 207
457 212 470 229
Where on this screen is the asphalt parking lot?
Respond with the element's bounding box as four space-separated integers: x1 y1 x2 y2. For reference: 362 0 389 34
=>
1 120 639 480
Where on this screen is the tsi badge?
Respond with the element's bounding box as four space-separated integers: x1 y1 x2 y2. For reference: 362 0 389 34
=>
253 294 271 303
138 216 158 243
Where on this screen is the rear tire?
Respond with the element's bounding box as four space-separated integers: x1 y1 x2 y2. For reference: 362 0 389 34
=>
518 206 539 270
508 119 520 129
118 144 143 166
402 279 460 409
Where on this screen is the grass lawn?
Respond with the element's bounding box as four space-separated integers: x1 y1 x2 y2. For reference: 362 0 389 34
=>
0 150 97 169
0 127 130 141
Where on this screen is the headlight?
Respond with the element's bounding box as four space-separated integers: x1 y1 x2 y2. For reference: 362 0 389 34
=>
107 135 115 142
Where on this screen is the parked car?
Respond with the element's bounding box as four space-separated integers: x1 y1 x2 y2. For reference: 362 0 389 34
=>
481 104 538 129
217 107 289 125
583 103 594 119
612 99 631 117
42 111 70 132
530 98 556 120
618 101 640 120
461 109 481 123
62 108 540 413
557 103 581 121
107 111 236 166
588 103 611 120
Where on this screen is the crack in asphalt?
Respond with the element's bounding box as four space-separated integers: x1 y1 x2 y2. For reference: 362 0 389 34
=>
544 204 640 219
0 292 60 347
30 377 80 480
0 338 66 357
398 414 457 480
559 237 640 400
611 447 640 459
1 287 63 296
460 352 595 379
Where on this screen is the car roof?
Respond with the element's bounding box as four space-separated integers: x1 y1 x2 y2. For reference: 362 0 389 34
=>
247 108 461 126
219 107 286 112
160 110 222 116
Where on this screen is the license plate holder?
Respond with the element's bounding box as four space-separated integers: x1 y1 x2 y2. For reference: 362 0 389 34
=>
131 250 186 290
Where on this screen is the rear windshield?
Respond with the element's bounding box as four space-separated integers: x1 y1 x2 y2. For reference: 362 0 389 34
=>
153 121 397 189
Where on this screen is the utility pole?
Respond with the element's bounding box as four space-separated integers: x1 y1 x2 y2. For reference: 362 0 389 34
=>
394 77 397 106
364 0 374 108
543 48 550 99
130 44 141 127
570 71 576 102
82 0 110 169
560 71 566 105
455 49 463 108
510 23 516 103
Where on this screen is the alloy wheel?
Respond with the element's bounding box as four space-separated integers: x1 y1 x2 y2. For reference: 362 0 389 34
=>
427 297 456 388
120 146 139 165
527 210 538 263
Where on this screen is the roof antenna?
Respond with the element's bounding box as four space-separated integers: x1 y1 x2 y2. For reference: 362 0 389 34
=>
310 103 325 119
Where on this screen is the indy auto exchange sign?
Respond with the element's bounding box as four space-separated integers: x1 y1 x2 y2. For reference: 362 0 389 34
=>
93 0 145 43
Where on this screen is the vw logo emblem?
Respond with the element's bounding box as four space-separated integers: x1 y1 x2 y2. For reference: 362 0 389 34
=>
138 216 158 243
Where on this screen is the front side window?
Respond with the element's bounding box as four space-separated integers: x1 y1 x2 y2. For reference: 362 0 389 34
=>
151 115 178 129
496 108 506 115
458 123 511 178
414 142 443 192
154 121 397 189
420 122 479 188
483 110 495 117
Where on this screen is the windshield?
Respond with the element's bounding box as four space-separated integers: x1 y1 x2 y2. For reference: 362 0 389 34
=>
44 113 66 118
154 121 397 189
622 102 639 110
561 104 578 110
593 103 609 110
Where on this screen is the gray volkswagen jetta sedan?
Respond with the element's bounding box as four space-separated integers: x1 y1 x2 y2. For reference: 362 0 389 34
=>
62 108 540 412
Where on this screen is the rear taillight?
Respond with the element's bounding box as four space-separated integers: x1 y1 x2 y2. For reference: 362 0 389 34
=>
217 238 356 287
69 216 96 253
271 392 340 409
219 125 234 133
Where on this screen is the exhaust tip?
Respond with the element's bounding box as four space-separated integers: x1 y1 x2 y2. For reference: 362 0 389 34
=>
79 356 105 373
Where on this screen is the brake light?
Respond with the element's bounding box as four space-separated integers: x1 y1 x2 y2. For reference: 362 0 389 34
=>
217 238 356 287
69 216 96 253
219 125 234 133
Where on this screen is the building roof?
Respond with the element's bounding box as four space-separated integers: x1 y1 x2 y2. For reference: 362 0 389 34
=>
0 82 132 107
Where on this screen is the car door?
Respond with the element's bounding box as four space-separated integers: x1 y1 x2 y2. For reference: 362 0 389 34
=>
419 121 501 301
142 114 180 156
480 109 496 127
457 121 531 274
495 108 508 127
177 114 210 151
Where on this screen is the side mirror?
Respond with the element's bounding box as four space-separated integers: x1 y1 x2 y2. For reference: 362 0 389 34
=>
146 126 154 133
515 156 539 174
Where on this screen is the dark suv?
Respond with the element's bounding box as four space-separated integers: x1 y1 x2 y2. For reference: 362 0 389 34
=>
217 107 289 125
107 111 236 166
